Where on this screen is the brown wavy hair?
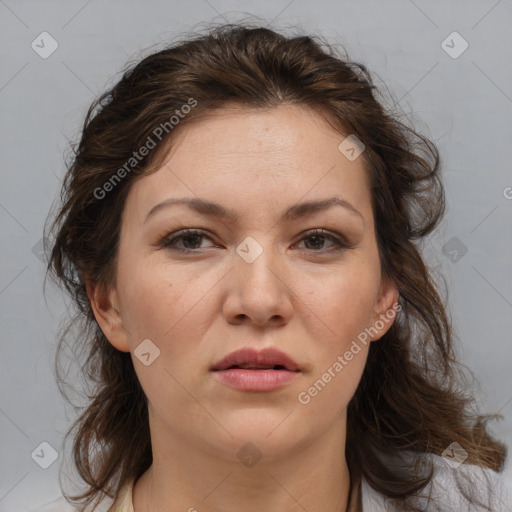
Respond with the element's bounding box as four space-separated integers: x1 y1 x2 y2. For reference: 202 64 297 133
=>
46 23 507 511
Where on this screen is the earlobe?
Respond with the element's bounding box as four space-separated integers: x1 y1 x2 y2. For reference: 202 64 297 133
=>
85 278 131 352
370 277 400 342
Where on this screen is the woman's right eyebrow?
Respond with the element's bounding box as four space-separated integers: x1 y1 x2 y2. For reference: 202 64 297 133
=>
144 196 365 227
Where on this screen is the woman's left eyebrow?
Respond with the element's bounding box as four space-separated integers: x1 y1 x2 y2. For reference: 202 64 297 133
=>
144 196 364 227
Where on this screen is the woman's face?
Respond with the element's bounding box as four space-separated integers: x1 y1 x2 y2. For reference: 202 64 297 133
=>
90 104 398 462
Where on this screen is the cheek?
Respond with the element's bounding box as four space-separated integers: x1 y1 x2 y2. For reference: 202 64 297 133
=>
297 344 369 416
116 256 217 347
115 260 211 398
116 261 171 341
296 262 379 411
306 262 380 343
296 272 375 415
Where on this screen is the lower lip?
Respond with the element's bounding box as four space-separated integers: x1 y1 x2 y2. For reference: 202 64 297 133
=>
213 369 299 391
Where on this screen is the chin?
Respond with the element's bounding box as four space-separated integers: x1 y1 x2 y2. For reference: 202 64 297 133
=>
206 414 312 455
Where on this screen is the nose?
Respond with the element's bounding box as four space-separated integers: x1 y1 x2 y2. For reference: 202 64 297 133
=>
222 243 293 327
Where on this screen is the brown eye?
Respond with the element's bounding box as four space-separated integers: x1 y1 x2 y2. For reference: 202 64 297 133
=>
295 229 347 252
160 229 216 252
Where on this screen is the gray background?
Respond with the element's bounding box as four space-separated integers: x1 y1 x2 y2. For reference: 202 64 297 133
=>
1 1 511 510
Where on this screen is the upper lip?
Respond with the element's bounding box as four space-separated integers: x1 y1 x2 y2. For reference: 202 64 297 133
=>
211 347 300 372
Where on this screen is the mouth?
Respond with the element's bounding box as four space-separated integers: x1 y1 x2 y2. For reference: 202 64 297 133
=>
223 364 290 370
211 348 301 392
211 347 300 372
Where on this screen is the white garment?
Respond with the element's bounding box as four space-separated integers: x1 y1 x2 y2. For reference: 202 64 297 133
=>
361 454 512 511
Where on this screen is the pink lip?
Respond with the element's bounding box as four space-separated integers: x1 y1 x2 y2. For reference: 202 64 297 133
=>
211 347 301 392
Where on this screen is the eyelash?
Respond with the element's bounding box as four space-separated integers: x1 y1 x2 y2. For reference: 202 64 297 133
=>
158 228 349 254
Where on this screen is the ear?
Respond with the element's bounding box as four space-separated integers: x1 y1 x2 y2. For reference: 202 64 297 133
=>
85 278 131 353
369 276 400 342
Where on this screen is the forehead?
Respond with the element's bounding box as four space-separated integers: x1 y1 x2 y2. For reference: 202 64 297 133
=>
163 104 360 173
125 104 372 224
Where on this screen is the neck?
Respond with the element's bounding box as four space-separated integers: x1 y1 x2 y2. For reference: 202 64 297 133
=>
133 413 352 512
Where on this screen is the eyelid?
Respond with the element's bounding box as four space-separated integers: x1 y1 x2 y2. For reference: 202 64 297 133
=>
158 227 351 254
158 228 216 249
293 228 349 251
